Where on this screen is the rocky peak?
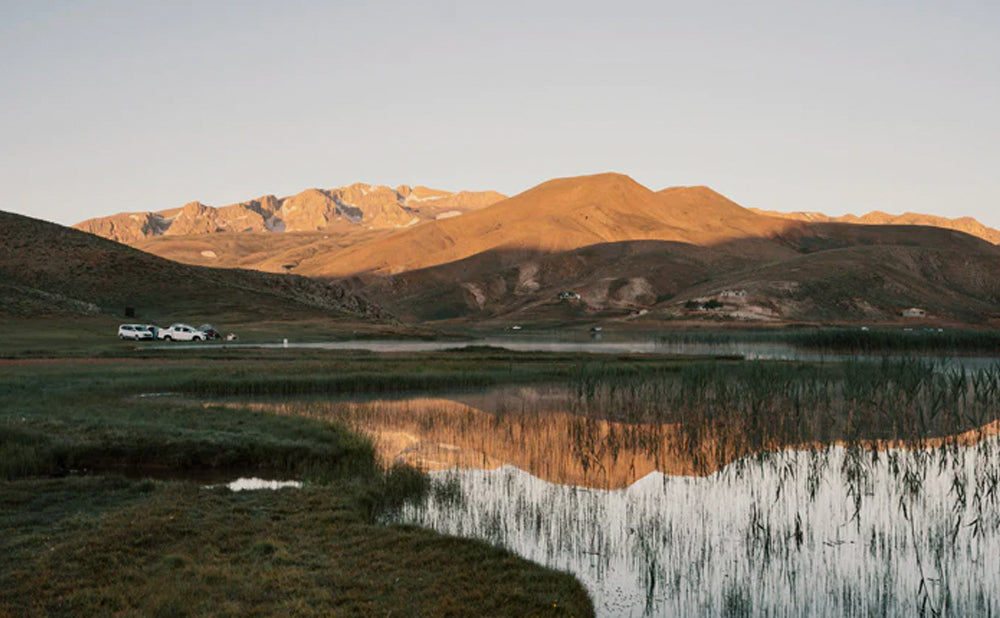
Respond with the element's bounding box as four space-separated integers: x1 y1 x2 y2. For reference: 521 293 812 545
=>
73 182 507 242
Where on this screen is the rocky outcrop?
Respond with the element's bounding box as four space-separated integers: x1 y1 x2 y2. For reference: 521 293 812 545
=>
75 211 169 244
74 183 506 243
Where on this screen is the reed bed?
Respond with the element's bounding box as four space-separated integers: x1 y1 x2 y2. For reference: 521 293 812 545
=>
658 327 1000 354
256 356 1000 617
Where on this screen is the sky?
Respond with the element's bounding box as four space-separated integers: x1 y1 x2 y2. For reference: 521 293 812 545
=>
1 0 999 228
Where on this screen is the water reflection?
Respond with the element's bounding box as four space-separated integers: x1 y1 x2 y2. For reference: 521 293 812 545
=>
249 372 1000 491
167 336 1000 370
404 441 1000 617
229 360 1000 616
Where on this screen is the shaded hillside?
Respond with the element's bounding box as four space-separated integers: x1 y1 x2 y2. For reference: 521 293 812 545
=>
0 210 386 323
354 238 789 322
352 220 1000 326
74 183 506 243
651 233 1000 324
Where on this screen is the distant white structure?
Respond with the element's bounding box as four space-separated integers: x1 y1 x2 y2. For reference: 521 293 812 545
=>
719 289 748 299
902 307 927 318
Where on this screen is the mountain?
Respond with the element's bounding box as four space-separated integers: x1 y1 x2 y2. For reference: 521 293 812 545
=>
74 183 507 243
289 173 807 277
0 210 386 323
749 208 1000 245
357 221 1000 325
105 174 797 275
65 173 1000 326
326 174 1000 325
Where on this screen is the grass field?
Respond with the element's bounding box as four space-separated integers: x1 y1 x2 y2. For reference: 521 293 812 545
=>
0 348 597 616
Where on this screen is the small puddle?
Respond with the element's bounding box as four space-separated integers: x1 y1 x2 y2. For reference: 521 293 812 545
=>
209 477 303 491
131 392 183 399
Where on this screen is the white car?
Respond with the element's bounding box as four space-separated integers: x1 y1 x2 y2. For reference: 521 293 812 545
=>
118 324 156 340
158 323 208 342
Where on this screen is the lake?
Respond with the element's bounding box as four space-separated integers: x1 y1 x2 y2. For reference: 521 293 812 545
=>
231 358 1000 616
162 335 1000 371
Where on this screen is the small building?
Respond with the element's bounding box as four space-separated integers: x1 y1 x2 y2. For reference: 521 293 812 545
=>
719 289 748 299
557 291 581 300
902 307 927 318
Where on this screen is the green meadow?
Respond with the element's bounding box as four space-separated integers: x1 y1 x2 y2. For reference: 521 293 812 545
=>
0 342 599 617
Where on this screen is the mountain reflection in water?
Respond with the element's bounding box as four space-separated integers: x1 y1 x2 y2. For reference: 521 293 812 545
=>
243 383 1000 491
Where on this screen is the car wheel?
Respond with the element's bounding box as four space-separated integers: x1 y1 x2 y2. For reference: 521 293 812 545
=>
193 336 202 341
163 335 172 341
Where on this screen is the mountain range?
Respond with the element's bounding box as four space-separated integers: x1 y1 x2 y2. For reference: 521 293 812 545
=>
10 173 1000 327
74 183 507 244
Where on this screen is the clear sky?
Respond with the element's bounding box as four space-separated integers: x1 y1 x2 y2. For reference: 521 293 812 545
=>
2 1 998 228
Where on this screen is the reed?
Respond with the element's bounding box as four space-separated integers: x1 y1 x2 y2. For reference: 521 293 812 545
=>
658 327 1000 354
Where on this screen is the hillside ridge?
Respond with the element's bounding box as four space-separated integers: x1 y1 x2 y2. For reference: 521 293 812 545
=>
0 209 386 322
749 207 1000 245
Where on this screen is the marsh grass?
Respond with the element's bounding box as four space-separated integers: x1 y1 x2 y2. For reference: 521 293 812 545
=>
1 354 597 616
563 358 1000 474
286 358 1000 492
658 327 1000 354
1 477 593 617
0 350 698 482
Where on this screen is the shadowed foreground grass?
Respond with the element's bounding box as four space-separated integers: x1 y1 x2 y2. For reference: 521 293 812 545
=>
0 356 595 617
1 478 590 617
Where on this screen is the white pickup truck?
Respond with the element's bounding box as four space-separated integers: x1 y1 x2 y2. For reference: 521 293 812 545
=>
157 323 208 342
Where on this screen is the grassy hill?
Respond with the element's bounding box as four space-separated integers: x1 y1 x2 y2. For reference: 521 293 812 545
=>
0 210 386 326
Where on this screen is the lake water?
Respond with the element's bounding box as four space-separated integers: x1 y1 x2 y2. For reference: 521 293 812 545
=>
402 442 1000 617
164 336 1000 373
222 478 302 491
237 366 1000 617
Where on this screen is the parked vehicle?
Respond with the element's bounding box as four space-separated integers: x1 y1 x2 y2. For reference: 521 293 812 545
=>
198 324 221 340
157 323 208 342
118 324 157 340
